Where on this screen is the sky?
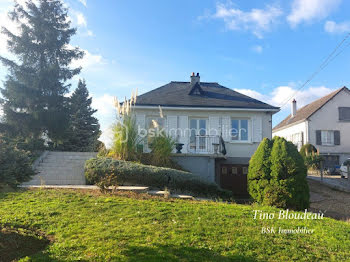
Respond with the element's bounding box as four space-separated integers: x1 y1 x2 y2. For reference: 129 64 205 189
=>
1 0 350 145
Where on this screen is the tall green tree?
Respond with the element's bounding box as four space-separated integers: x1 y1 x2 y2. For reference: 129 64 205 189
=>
0 0 84 147
64 79 101 152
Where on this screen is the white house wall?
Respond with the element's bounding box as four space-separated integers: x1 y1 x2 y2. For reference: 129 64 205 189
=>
134 107 273 158
272 121 308 148
308 89 350 163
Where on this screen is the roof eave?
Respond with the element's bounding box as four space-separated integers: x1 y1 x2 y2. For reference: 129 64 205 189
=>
134 104 280 112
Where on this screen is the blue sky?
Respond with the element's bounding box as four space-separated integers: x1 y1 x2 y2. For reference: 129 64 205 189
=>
1 0 350 144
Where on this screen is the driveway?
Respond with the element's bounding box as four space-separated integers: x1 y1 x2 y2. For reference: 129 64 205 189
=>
309 179 350 221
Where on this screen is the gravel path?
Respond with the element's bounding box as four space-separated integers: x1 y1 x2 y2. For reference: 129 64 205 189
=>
309 179 350 221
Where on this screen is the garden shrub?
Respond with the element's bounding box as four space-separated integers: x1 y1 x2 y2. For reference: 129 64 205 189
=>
299 143 317 158
0 138 35 188
148 134 175 167
248 136 309 210
299 143 323 170
85 157 232 198
247 138 272 203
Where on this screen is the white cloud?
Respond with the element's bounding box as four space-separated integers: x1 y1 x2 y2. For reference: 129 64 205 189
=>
212 3 283 38
324 20 350 34
71 49 105 70
76 12 87 27
252 45 263 53
91 94 116 147
287 0 341 27
235 85 336 111
78 0 87 7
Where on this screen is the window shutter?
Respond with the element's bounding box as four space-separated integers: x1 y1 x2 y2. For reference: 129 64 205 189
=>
209 116 220 136
135 114 146 148
252 116 262 142
178 116 188 153
316 130 321 145
221 116 231 141
334 130 340 145
135 114 145 130
166 115 177 140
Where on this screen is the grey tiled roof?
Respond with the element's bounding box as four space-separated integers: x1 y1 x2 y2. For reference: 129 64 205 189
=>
273 86 348 131
135 81 279 110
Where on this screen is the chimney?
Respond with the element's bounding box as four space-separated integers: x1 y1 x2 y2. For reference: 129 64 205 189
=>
291 99 297 117
190 72 200 85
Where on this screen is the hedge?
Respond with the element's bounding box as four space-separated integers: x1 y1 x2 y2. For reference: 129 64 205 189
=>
85 157 232 198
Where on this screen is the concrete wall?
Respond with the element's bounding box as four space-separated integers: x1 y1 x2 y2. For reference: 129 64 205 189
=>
171 155 216 183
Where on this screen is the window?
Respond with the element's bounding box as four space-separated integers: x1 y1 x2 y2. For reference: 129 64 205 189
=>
231 167 238 174
231 119 249 141
339 107 350 121
189 118 208 151
321 130 334 146
242 167 248 175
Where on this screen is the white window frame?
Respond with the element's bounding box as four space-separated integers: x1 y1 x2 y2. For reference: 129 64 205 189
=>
189 118 209 152
230 118 250 142
321 130 334 146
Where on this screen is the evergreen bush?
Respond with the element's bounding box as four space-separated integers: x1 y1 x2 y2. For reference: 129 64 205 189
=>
0 138 35 188
248 136 309 210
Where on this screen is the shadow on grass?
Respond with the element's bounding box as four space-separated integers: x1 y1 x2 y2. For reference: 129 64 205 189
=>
123 244 257 262
0 227 53 262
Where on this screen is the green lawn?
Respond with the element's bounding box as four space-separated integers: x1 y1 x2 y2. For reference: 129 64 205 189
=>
0 189 349 261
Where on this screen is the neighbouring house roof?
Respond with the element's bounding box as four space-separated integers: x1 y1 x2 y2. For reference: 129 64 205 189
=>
135 81 279 111
273 86 349 132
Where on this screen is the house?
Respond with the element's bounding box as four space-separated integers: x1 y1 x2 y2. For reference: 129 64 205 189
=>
273 86 350 170
133 73 279 194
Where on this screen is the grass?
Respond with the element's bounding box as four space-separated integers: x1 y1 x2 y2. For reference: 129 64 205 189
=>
0 189 350 261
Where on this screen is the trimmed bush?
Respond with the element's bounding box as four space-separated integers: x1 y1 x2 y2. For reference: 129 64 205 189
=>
0 138 35 188
269 137 309 210
85 157 232 198
247 138 272 203
248 136 309 210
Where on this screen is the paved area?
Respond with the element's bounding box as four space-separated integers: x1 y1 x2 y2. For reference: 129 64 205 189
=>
307 173 350 193
308 179 350 221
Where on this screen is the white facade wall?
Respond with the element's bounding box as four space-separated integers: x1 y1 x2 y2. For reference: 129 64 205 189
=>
272 121 308 150
308 90 350 164
133 107 273 158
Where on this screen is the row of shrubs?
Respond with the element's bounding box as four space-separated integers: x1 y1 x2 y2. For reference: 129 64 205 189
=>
85 157 232 198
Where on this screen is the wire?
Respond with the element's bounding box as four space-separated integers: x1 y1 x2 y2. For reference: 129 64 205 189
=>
278 32 350 108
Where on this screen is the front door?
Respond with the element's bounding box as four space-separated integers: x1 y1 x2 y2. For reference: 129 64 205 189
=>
220 164 248 195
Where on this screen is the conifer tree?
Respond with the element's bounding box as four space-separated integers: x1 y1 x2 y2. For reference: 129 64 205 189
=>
64 79 101 152
0 0 84 147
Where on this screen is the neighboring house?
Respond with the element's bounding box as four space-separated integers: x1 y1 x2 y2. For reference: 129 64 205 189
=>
273 86 350 170
133 73 279 194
